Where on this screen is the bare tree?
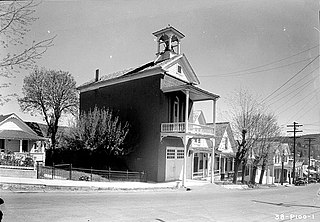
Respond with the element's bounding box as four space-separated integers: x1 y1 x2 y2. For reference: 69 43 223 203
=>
0 0 55 104
230 89 261 184
18 67 78 150
249 113 281 184
229 89 281 184
258 142 281 184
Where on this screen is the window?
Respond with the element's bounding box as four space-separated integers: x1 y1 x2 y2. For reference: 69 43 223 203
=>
22 140 28 152
173 97 179 122
0 139 4 152
225 159 228 171
167 149 175 159
177 149 184 159
177 65 182 73
224 137 228 149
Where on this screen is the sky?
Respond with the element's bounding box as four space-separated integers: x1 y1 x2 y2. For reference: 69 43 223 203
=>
1 0 320 136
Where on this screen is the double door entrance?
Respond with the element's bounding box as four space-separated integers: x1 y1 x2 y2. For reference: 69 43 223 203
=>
165 147 184 181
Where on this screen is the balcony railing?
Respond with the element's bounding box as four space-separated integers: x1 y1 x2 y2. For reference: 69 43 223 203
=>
161 122 214 136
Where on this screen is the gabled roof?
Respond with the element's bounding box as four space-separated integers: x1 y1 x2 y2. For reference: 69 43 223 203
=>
191 110 201 123
25 122 45 137
77 54 202 93
208 122 237 153
0 114 13 123
0 130 46 141
0 113 48 140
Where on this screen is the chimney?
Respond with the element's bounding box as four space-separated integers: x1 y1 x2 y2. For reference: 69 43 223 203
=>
95 69 99 82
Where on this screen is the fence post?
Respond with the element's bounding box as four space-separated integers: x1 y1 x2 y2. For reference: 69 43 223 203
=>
142 171 145 182
108 167 111 180
127 170 129 180
52 162 55 179
36 162 39 179
90 167 93 181
69 164 72 180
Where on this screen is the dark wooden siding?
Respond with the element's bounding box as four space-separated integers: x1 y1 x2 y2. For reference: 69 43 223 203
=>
80 74 164 181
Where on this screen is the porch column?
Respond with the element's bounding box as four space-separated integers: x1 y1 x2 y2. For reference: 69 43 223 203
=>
272 165 274 184
232 158 234 171
157 38 160 54
19 140 23 153
219 154 222 174
182 89 189 187
191 152 194 180
210 99 217 183
266 166 269 184
210 138 215 183
202 154 205 177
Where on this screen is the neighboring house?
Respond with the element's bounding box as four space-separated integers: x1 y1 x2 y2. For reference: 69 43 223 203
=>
213 122 237 180
77 26 220 184
189 110 212 179
272 142 292 183
189 113 237 181
0 113 48 164
245 142 304 184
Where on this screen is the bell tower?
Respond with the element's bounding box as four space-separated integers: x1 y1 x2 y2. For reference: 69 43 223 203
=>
153 25 185 62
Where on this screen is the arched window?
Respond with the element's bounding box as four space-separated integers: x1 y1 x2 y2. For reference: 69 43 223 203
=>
173 96 179 122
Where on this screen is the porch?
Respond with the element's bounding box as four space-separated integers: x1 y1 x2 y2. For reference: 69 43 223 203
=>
161 122 214 136
161 84 219 186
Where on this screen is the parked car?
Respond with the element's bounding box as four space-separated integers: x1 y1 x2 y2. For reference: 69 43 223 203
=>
308 178 317 183
294 178 307 186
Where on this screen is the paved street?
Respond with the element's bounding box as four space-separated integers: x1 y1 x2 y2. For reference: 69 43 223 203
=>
1 183 320 222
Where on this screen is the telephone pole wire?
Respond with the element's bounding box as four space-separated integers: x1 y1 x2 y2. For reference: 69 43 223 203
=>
304 137 316 183
287 122 303 184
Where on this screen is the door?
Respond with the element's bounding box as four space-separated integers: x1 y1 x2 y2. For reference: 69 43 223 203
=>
193 153 199 173
165 147 184 181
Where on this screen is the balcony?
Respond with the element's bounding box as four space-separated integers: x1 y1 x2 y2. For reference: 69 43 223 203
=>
161 122 214 136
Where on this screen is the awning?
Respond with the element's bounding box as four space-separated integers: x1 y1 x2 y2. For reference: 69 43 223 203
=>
162 84 220 101
0 130 47 141
215 150 235 158
190 146 212 153
303 170 317 175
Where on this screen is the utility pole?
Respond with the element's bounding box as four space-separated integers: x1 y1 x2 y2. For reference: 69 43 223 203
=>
287 122 303 184
281 150 285 185
304 137 315 183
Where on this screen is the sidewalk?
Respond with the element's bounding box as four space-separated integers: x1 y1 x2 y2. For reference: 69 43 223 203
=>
0 176 210 191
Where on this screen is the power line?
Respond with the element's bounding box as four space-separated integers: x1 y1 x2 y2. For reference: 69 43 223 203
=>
282 89 319 127
284 90 318 120
270 74 317 108
261 55 320 103
267 66 319 104
200 57 316 78
199 44 319 77
295 98 320 121
304 122 320 126
278 91 317 118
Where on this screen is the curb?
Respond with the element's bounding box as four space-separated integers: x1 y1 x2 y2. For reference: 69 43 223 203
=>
0 183 180 192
